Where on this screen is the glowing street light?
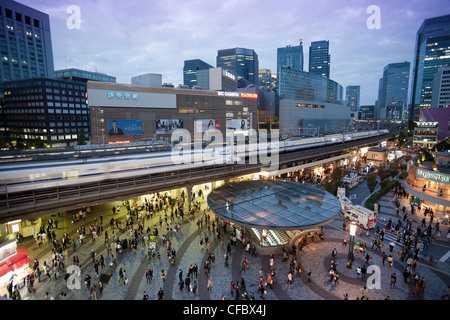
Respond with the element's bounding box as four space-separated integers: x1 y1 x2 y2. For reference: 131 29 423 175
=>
347 221 357 269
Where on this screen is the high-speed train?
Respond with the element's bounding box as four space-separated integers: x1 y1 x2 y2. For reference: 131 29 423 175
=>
0 129 388 194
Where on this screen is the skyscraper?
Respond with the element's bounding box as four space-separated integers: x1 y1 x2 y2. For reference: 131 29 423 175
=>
0 0 54 82
431 66 450 108
258 69 273 92
216 48 259 86
410 14 450 120
183 59 213 88
377 62 410 120
277 44 304 72
309 40 330 79
345 85 360 112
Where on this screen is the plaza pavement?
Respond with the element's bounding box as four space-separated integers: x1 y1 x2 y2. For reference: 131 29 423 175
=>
7 180 450 300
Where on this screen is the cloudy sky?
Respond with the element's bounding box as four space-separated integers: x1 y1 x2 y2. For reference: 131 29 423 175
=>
17 0 450 105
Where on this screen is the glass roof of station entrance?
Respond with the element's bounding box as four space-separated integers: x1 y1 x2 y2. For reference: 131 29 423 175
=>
207 180 341 230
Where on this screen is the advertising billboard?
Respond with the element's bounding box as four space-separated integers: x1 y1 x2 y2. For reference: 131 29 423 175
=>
156 119 183 134
195 119 221 132
108 120 143 136
226 119 248 131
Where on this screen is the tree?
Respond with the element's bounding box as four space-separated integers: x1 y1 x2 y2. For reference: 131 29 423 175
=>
29 138 47 149
77 129 87 146
366 172 378 193
407 119 417 136
397 130 408 148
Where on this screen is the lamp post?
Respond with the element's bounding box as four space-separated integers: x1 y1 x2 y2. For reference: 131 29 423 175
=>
347 221 357 269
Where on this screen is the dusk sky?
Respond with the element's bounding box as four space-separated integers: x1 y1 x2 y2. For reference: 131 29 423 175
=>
17 0 450 105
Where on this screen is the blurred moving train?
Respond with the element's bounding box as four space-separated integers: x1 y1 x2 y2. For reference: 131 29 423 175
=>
0 129 388 193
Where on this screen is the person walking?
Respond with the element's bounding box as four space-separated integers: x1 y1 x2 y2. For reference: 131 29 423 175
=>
157 287 164 300
207 276 212 291
390 273 397 288
266 273 273 289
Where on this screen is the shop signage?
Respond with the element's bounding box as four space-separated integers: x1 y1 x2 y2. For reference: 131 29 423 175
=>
217 91 240 97
217 92 258 99
107 92 139 100
416 168 450 184
0 241 17 262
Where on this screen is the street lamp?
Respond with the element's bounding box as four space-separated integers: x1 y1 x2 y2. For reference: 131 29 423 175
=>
347 221 357 269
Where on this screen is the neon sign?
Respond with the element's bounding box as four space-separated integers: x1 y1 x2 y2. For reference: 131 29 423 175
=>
240 93 258 99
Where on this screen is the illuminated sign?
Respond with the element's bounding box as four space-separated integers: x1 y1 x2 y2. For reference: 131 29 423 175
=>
217 91 258 99
108 140 131 144
240 93 258 99
416 168 450 184
108 120 143 136
218 91 240 97
107 92 139 100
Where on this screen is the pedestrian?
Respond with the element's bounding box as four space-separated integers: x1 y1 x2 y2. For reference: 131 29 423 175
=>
413 282 420 298
207 276 212 291
420 277 426 294
381 252 387 266
307 269 312 282
157 287 164 300
387 255 394 268
389 241 395 252
90 283 97 300
287 272 293 285
360 286 368 300
390 273 396 288
266 273 273 289
143 291 149 300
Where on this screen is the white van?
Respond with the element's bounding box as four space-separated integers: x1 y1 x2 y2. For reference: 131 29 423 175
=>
343 205 377 229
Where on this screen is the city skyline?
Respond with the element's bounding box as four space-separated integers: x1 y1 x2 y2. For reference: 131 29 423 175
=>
13 0 450 105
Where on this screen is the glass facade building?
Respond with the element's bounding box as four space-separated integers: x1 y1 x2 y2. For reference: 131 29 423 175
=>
410 14 450 121
0 0 54 82
277 45 304 72
345 85 360 112
309 40 330 79
277 66 343 103
216 48 259 86
377 62 410 120
183 59 213 88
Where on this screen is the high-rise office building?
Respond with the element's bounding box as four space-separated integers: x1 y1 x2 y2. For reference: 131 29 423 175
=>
216 48 259 86
410 14 450 120
183 59 213 88
431 66 450 108
0 0 54 82
196 67 237 91
345 85 360 112
258 69 272 92
277 66 343 103
2 78 88 147
309 40 330 79
277 44 304 72
376 62 410 120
